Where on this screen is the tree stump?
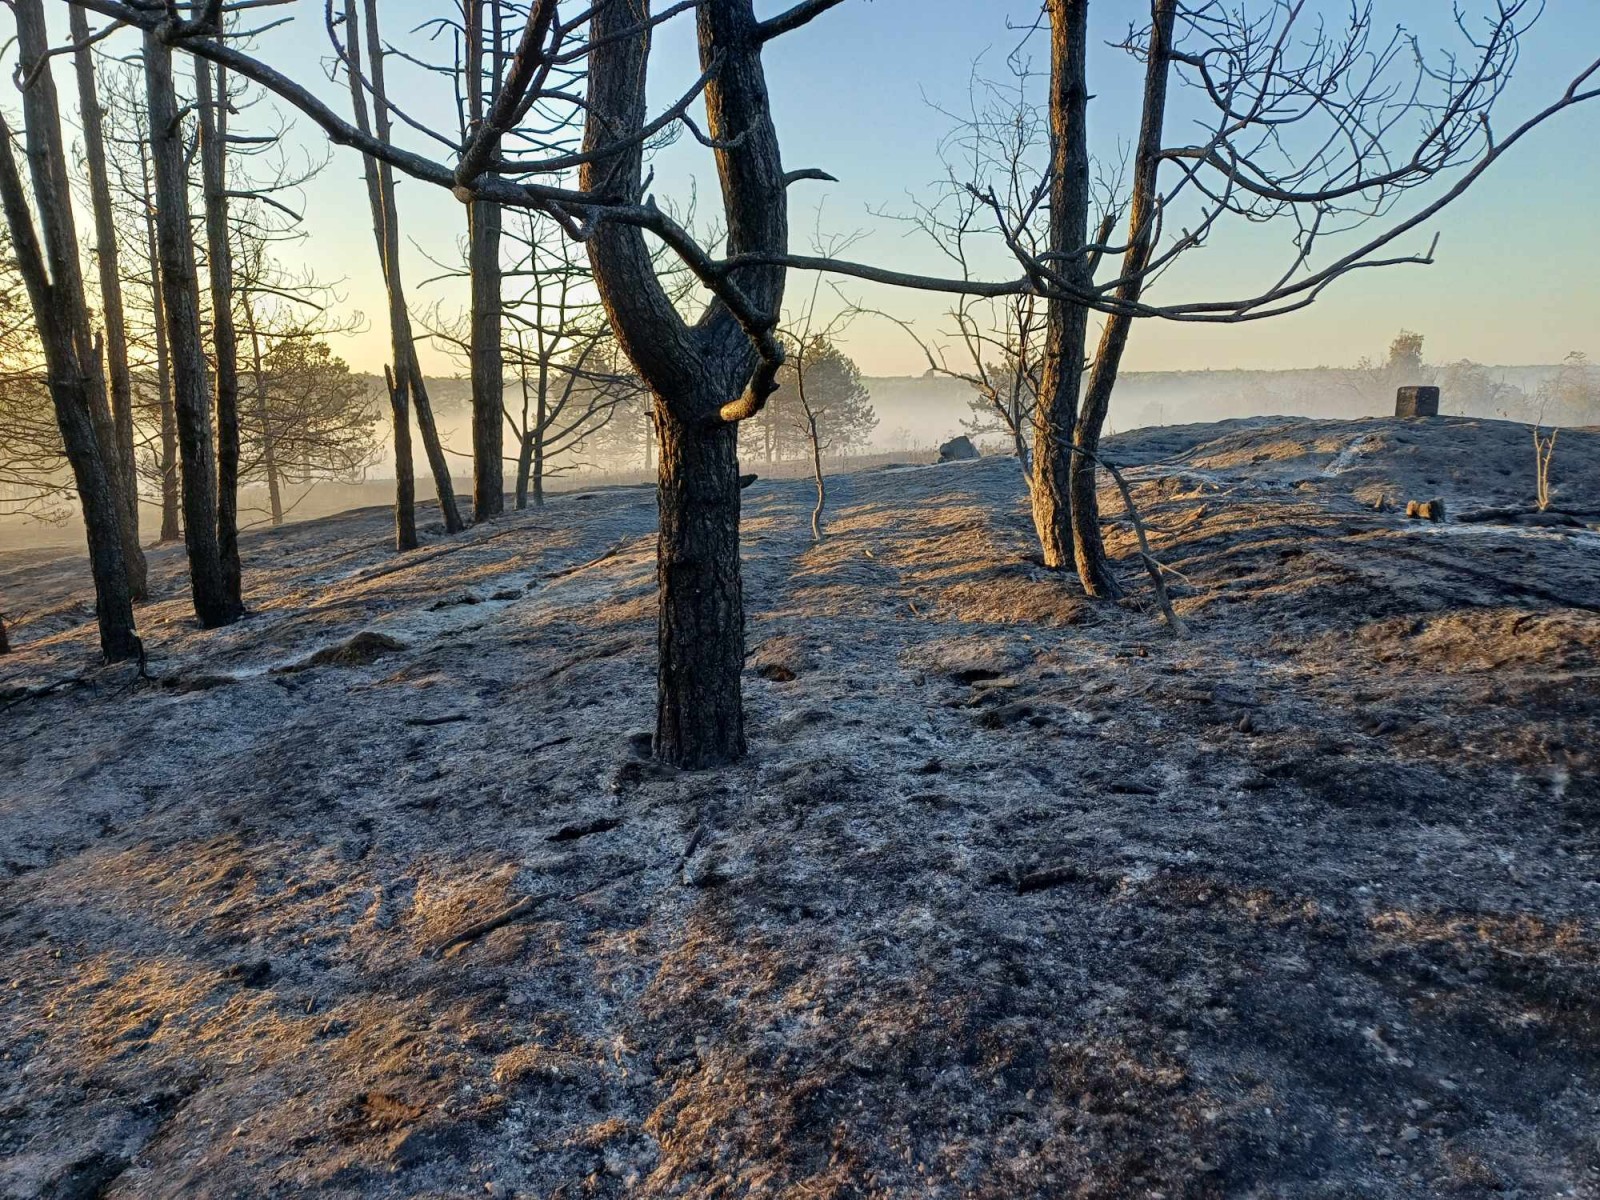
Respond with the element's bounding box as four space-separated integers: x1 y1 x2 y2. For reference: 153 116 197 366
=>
1395 386 1440 418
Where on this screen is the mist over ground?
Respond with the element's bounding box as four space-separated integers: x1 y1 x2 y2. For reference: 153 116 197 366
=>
3 358 1583 553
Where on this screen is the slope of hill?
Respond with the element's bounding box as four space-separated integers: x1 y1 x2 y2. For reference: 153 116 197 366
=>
2 417 1598 1198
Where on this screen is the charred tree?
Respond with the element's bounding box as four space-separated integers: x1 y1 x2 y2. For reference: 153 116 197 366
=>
1067 1 1174 596
581 0 790 767
15 0 147 603
1030 0 1093 576
144 31 234 627
0 119 139 661
70 5 140 548
465 0 504 521
195 56 246 616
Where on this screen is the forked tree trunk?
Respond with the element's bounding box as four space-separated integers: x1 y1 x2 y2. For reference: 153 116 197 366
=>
196 57 245 616
581 0 787 767
70 6 139 547
0 118 140 662
469 198 505 520
1030 0 1093 573
1067 0 1173 598
145 32 234 628
654 402 746 765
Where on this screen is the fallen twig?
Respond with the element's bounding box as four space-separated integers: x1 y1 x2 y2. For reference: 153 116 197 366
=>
428 893 556 959
426 865 647 959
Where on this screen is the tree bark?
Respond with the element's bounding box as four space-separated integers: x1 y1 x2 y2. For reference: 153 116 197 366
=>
145 31 234 628
1068 0 1174 597
469 198 505 521
196 57 246 616
654 402 747 765
466 0 504 522
70 6 140 551
1030 0 1094 573
0 116 140 662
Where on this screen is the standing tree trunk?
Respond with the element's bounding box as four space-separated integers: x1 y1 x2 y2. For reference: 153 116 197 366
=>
581 0 788 767
515 432 534 510
344 0 463 542
144 31 234 628
531 369 547 507
806 411 825 539
70 6 140 553
469 203 504 519
0 117 139 662
654 403 748 764
1030 0 1094 573
245 319 287 527
465 0 505 522
385 365 418 548
15 0 147 604
1068 0 1174 596
196 57 245 617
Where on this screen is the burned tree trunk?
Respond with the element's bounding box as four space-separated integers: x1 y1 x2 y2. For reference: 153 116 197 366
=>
196 57 246 616
1067 1 1173 598
465 2 504 522
70 5 140 549
1029 0 1093 574
469 198 505 521
15 0 147 604
654 403 748 764
0 118 139 662
144 31 234 628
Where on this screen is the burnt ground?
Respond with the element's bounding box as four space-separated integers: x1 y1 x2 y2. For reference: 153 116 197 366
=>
2 414 1599 1199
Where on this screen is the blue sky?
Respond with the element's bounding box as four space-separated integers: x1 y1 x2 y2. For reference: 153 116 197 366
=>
50 0 1600 377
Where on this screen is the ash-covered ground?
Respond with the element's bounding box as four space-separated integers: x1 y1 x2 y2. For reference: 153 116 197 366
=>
2 415 1599 1199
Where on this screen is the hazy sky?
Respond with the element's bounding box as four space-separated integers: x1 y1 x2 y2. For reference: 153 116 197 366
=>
46 0 1600 378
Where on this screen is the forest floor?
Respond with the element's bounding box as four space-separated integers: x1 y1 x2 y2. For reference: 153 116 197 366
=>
2 415 1599 1200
